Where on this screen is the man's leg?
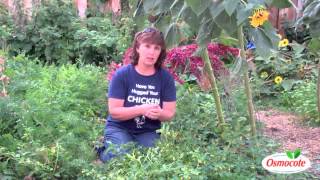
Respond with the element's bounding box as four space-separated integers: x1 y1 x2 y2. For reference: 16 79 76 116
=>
99 125 133 162
134 131 160 147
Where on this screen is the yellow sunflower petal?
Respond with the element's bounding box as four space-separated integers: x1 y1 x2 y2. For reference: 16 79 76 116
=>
274 76 283 84
249 8 270 28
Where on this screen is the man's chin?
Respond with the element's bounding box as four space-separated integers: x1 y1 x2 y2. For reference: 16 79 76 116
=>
144 62 156 67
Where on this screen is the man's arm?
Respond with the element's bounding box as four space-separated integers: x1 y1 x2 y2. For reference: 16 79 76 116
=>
145 101 176 122
108 98 159 121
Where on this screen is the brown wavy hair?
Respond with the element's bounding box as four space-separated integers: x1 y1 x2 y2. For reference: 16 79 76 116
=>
131 27 166 69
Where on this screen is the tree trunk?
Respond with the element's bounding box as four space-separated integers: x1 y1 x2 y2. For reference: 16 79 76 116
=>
202 47 225 127
75 0 87 19
238 26 256 137
317 62 320 121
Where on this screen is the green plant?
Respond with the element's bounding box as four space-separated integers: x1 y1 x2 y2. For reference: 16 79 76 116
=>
253 42 317 96
0 55 315 178
4 0 134 66
280 80 318 123
0 53 107 178
0 3 13 50
74 16 134 65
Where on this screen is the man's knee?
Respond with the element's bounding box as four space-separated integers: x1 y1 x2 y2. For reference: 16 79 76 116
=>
135 132 160 147
105 126 132 145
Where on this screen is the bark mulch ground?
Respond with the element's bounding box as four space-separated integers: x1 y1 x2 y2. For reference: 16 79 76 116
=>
257 110 320 177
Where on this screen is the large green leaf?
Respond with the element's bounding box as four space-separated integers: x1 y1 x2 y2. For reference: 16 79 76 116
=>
251 28 274 58
170 0 185 18
143 0 159 13
196 19 220 46
218 31 239 46
302 1 320 24
223 0 239 16
209 0 224 19
133 0 144 17
133 15 146 29
155 15 172 36
291 43 306 55
198 8 213 22
281 79 295 91
307 38 320 55
248 0 266 4
185 0 212 16
270 0 292 8
164 23 182 49
310 20 320 37
143 0 173 16
236 3 254 26
262 22 280 48
214 10 238 35
181 6 199 32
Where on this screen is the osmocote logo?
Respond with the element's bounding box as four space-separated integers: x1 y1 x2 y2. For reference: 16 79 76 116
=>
262 149 311 174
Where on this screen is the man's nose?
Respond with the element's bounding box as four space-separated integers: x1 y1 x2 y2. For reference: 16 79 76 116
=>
149 48 157 54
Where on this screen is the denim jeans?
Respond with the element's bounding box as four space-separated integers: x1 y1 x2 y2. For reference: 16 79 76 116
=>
99 124 160 162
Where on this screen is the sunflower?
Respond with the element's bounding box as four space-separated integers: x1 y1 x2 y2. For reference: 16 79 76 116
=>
249 8 270 28
274 76 283 84
260 71 269 79
278 39 289 47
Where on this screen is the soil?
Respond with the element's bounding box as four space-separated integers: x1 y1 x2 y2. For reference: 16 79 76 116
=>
257 110 320 177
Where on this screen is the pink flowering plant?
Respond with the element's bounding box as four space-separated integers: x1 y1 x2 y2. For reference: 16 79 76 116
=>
165 43 239 85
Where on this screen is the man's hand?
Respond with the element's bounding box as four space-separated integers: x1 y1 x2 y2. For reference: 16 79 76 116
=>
143 105 163 120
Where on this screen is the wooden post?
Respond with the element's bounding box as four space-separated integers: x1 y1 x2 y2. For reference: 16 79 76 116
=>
23 0 32 21
75 0 87 19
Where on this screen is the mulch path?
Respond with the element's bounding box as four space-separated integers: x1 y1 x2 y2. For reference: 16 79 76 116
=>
257 110 320 177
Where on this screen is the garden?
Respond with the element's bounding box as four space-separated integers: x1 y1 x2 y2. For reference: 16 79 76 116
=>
0 0 320 179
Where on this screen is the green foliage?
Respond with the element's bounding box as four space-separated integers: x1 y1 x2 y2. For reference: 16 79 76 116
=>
7 0 79 64
280 80 319 123
299 0 320 37
0 3 13 49
283 21 310 44
74 17 134 65
3 0 133 65
0 54 315 178
252 42 317 96
0 53 107 178
134 0 282 57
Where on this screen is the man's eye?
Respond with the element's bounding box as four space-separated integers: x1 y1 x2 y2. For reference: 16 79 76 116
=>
145 44 151 48
155 46 161 51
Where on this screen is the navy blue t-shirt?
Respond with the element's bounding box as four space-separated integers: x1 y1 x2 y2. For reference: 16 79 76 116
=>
107 64 176 133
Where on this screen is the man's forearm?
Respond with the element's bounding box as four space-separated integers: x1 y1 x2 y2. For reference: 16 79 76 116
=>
158 109 175 122
109 106 143 121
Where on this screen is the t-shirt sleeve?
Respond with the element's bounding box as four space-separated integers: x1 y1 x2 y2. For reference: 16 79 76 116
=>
108 68 126 99
162 70 176 102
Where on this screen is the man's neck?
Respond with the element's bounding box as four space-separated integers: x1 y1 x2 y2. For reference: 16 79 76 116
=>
135 64 155 76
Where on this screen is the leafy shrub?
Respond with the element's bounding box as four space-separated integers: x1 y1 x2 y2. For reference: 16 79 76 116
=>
4 0 133 65
74 16 134 65
280 81 318 123
0 3 13 49
253 42 317 96
0 53 107 178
